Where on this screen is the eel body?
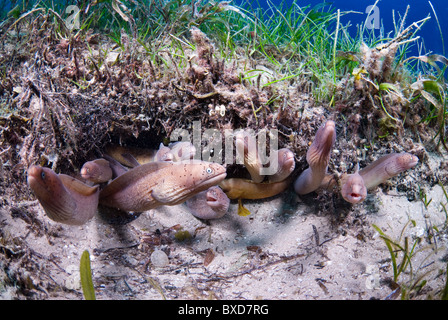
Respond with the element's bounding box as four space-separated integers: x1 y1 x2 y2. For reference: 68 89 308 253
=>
268 148 296 183
105 145 157 167
99 160 226 212
219 177 291 200
185 186 230 219
294 120 336 195
27 165 100 225
235 131 264 183
358 152 419 190
80 158 113 183
169 141 196 161
322 152 419 204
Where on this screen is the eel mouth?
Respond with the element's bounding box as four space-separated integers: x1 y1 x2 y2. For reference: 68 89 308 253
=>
347 192 364 203
27 165 45 190
408 155 419 168
27 173 38 186
343 186 367 203
27 165 40 178
206 191 218 203
80 167 90 179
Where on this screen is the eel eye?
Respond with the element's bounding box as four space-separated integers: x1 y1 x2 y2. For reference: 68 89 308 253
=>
206 167 213 174
41 171 46 180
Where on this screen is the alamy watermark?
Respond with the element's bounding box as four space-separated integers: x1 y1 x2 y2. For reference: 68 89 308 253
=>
365 4 380 30
64 4 381 31
64 4 381 30
65 5 80 30
170 121 279 175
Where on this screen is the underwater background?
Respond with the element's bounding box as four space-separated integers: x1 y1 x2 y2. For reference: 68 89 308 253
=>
1 0 446 57
1 0 448 301
237 0 447 57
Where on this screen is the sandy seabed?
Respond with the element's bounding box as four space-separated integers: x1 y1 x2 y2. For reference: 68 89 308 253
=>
1 152 447 300
0 16 447 301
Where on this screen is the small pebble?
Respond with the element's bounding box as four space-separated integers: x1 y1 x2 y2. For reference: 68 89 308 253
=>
123 254 138 267
150 249 169 268
64 265 81 290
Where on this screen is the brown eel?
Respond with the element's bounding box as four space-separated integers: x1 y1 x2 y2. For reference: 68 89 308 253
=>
80 158 113 184
357 152 419 190
340 164 367 204
154 143 174 162
169 141 196 161
235 131 264 183
99 160 227 212
294 120 336 195
322 152 419 204
185 186 230 219
218 147 294 201
219 177 291 200
27 165 100 225
268 148 296 183
105 145 157 167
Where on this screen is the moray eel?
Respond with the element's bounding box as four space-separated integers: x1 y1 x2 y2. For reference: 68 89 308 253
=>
99 160 227 212
119 144 174 166
218 147 294 201
219 177 291 200
358 152 419 190
105 145 157 167
154 143 174 162
106 142 194 166
294 120 336 195
169 141 196 162
219 145 294 215
322 152 419 204
80 158 113 184
102 154 129 178
185 186 230 219
268 148 295 183
340 164 367 204
235 131 264 183
27 165 100 225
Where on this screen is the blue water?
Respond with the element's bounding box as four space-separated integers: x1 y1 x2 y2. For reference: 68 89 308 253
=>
237 0 448 57
1 0 446 57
